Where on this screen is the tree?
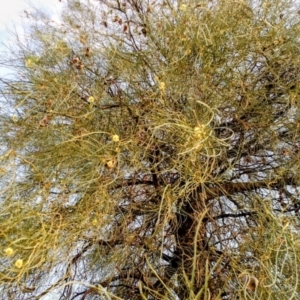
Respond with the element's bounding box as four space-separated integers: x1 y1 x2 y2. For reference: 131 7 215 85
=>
1 0 300 299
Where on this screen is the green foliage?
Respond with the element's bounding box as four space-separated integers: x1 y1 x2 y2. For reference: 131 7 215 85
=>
1 0 300 299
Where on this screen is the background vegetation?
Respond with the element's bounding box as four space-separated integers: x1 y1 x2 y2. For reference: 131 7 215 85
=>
1 0 300 299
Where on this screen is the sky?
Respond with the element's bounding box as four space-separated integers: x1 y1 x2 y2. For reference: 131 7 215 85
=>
0 0 62 77
0 0 62 52
0 0 60 37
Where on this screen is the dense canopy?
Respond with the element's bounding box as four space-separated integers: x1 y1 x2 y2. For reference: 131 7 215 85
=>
1 0 300 299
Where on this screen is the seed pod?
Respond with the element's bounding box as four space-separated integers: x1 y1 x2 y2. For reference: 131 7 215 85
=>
85 47 90 57
72 57 80 64
39 115 52 127
141 27 147 36
76 62 84 70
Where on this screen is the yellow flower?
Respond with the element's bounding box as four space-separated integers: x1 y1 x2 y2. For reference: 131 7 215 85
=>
159 82 165 91
105 160 116 169
194 125 205 138
112 134 120 142
87 96 95 103
25 58 34 68
15 259 23 269
180 4 187 11
4 247 14 256
92 219 98 226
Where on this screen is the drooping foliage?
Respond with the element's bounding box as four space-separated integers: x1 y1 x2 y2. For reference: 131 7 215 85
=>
1 0 300 299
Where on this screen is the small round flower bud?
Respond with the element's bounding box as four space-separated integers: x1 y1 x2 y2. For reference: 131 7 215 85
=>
15 259 23 269
4 247 14 256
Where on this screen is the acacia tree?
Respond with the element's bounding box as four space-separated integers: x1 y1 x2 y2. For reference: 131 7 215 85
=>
1 0 300 299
